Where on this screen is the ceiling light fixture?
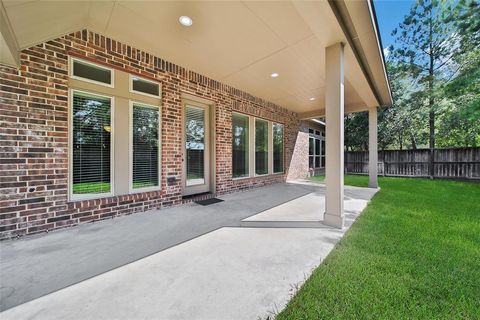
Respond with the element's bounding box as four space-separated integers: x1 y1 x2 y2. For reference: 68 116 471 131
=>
270 72 279 78
309 97 316 101
179 16 193 27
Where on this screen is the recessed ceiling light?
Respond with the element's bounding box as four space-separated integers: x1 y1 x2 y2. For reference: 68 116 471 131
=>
270 72 279 78
179 16 193 27
309 97 316 101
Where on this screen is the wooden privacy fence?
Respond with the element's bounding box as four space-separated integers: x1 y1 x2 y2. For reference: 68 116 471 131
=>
345 148 480 180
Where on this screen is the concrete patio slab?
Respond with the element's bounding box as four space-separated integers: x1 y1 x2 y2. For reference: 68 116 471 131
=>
1 226 348 320
243 184 378 224
0 183 315 311
0 182 379 319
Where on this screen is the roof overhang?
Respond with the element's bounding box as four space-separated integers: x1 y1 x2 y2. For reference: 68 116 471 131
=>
0 0 392 114
330 0 393 107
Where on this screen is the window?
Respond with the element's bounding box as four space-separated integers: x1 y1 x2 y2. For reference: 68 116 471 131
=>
309 137 315 168
321 140 326 167
131 103 160 191
130 75 160 97
315 139 321 168
71 58 113 86
232 113 249 178
308 128 324 169
255 119 269 175
273 123 284 173
71 91 112 199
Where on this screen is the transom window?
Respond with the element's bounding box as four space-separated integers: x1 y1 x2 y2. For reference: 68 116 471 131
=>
130 75 161 97
71 58 113 87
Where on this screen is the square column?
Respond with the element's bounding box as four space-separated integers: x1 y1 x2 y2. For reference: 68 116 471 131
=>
324 43 345 229
368 107 378 188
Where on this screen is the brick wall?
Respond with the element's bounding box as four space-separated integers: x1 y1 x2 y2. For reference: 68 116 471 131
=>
286 120 325 180
0 30 303 239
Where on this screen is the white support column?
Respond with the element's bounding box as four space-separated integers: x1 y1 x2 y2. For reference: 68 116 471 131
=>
324 43 345 229
368 107 378 188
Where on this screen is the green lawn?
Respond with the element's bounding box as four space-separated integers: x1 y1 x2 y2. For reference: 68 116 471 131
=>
278 176 480 319
73 182 110 194
73 181 157 194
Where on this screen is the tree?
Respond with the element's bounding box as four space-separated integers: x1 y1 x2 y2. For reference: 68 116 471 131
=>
344 112 368 151
343 0 479 150
438 0 480 146
390 0 460 152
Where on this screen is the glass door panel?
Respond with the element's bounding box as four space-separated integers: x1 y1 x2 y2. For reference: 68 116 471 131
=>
185 106 205 186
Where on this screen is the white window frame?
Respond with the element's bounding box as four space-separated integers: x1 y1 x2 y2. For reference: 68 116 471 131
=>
272 122 285 174
128 101 162 194
254 117 271 177
129 74 161 98
232 112 251 180
69 57 114 88
69 89 115 201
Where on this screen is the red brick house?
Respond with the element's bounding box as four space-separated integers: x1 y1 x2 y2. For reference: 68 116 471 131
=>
0 1 391 239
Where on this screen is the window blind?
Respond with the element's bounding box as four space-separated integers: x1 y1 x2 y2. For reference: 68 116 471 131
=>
132 104 159 189
255 119 268 175
232 113 249 178
273 123 284 173
72 91 111 195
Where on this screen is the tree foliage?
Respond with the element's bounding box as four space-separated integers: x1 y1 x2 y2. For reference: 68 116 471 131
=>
345 0 480 150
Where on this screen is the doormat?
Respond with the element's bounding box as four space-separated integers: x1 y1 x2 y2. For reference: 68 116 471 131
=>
195 198 224 206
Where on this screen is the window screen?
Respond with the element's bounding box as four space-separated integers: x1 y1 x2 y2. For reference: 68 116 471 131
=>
132 104 159 190
132 77 160 97
255 119 268 175
72 91 111 196
273 123 284 173
72 59 112 85
232 113 249 178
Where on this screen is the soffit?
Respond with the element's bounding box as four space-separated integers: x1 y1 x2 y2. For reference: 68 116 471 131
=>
2 0 382 113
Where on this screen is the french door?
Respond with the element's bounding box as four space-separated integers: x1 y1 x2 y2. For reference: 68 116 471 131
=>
182 101 211 196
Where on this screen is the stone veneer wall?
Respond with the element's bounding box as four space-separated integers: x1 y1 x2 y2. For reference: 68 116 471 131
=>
0 30 306 239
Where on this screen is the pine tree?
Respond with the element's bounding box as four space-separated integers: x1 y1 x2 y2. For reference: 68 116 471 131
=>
391 0 460 175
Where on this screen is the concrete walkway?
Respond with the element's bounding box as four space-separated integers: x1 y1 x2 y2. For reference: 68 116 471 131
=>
0 182 378 319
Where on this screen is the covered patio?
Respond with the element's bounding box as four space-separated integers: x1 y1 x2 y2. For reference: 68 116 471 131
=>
1 181 378 319
0 0 391 237
1 0 390 317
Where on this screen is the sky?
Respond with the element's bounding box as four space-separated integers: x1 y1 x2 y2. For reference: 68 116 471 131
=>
373 0 415 55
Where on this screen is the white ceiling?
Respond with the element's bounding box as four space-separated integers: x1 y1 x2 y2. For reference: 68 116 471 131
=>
2 0 379 114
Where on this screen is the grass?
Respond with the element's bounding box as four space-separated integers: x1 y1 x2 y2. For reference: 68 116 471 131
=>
278 176 480 319
73 182 110 194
